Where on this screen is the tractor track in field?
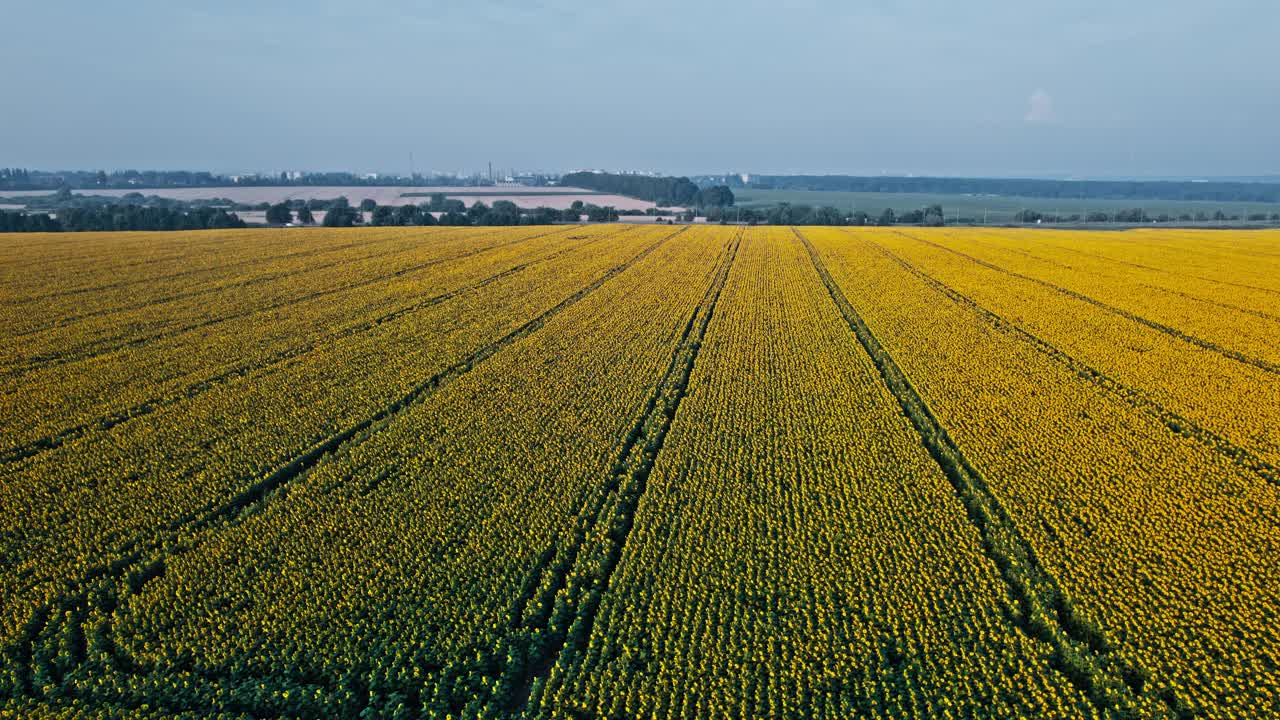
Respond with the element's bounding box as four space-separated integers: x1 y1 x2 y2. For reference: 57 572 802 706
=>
903 233 1280 377
864 232 1280 489
6 226 477 307
3 226 686 709
796 228 1184 719
1019 235 1280 299
7 229 411 306
1138 284 1280 324
504 229 741 718
0 228 632 468
957 233 1280 324
2 227 495 340
1 227 577 379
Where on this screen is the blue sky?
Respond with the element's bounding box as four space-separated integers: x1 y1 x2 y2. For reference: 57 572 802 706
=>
2 0 1277 177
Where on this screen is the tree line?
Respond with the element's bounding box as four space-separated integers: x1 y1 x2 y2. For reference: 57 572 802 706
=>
277 197 620 228
750 174 1280 204
703 203 1280 226
560 172 735 208
0 168 508 191
704 204 947 226
0 205 246 233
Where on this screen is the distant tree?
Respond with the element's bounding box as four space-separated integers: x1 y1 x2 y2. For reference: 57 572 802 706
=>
809 206 845 225
322 206 358 227
393 204 421 225
587 205 619 222
295 206 315 224
1271 213 1280 222
95 170 108 186
561 171 700 206
2 205 244 232
359 198 377 212
371 205 396 226
265 202 293 225
561 208 580 222
852 211 870 226
483 200 521 225
416 210 437 226
438 211 471 226
877 208 897 226
698 185 735 208
523 207 561 225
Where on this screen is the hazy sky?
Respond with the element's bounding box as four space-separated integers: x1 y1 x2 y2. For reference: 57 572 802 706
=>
3 1 1277 177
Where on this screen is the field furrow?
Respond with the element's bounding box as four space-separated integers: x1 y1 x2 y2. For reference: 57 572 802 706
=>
797 228 1156 717
877 230 1280 469
534 228 1100 719
513 229 741 715
909 232 1280 373
0 227 629 464
810 227 1280 717
865 235 1279 488
0 226 570 373
1 227 484 338
928 229 1280 363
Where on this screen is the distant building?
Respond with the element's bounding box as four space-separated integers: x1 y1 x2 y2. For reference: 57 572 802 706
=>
497 174 545 187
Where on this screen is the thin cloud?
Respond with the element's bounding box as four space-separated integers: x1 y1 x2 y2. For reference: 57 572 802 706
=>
1025 89 1056 124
